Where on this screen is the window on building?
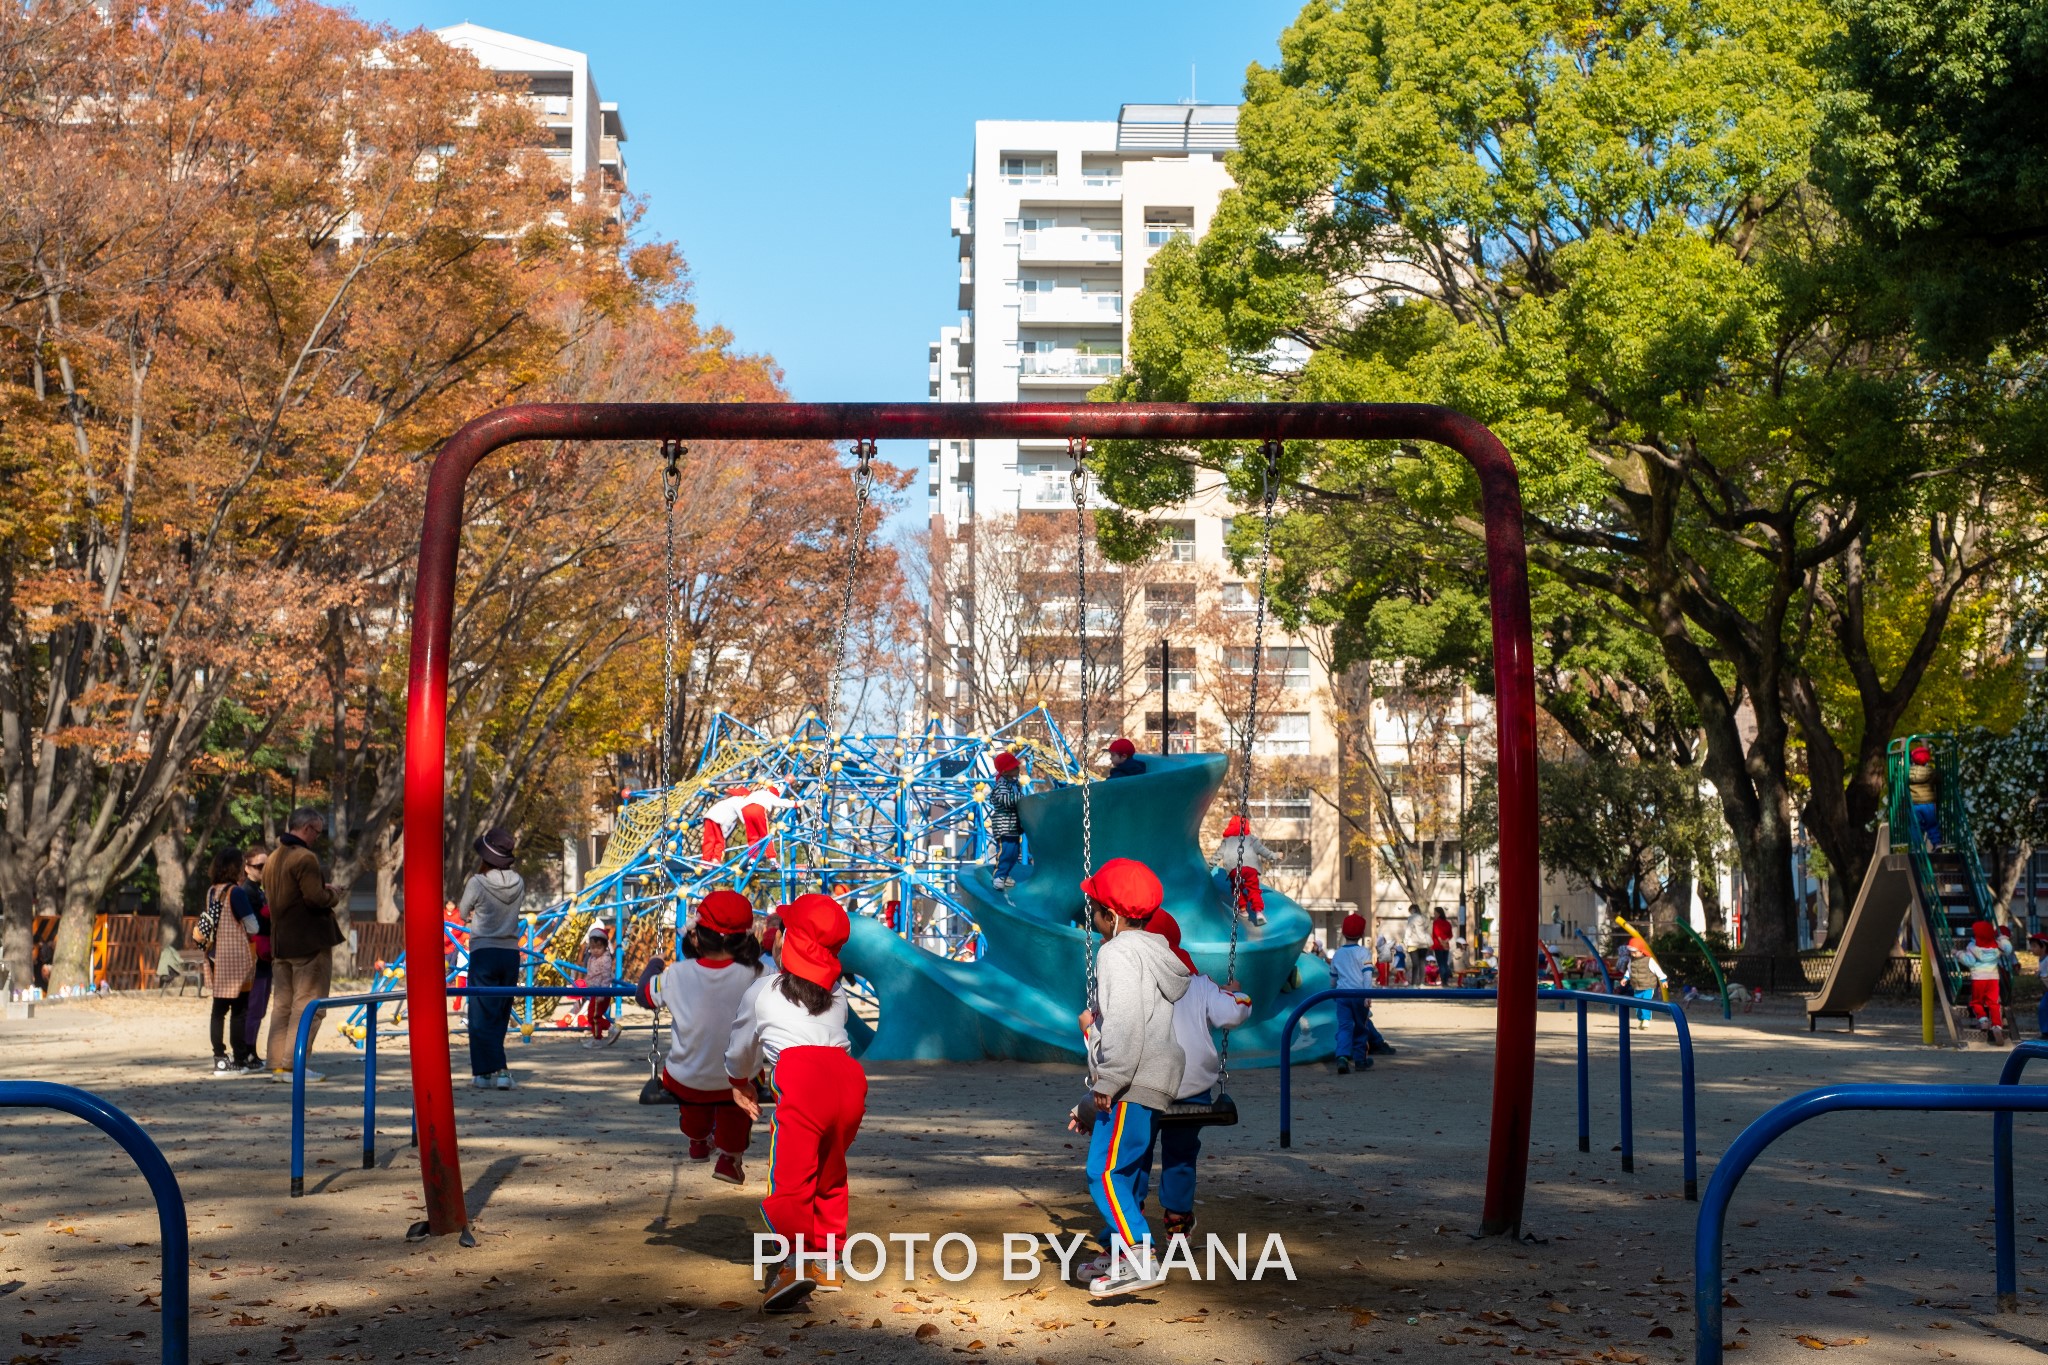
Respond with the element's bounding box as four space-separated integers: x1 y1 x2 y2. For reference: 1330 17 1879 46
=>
1160 520 1196 562
1253 712 1311 756
1249 784 1314 822
1419 840 1463 876
1081 161 1122 188
1144 582 1194 624
1144 208 1194 246
1143 645 1197 693
1143 714 1197 753
1222 581 1256 613
1264 837 1312 875
1224 645 1313 689
1001 155 1054 185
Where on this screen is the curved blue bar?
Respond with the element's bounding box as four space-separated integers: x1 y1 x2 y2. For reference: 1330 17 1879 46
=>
1277 986 1697 1199
1994 1039 2048 1309
1697 1084 2048 1364
1576 930 1618 991
0 1082 188 1365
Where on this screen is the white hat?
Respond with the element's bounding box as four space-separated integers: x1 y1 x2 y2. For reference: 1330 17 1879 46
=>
585 921 610 940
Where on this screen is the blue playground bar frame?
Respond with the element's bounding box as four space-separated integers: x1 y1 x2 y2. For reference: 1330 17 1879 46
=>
1695 1082 2048 1364
290 985 646 1196
0 1081 189 1365
1276 986 1699 1199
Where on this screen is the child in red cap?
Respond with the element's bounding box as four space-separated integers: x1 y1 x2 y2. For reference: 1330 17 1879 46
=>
1212 815 1276 927
1075 856 1189 1298
1907 744 1941 848
1105 737 1147 779
727 892 865 1312
701 786 752 863
636 889 768 1176
1328 912 1379 1073
1957 919 2008 1043
988 751 1025 889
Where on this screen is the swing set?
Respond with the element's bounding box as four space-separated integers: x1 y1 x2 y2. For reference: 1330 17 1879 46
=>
398 401 1541 1239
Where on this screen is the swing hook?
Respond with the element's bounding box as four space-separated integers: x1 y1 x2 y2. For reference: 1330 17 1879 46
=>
1259 436 1282 504
1067 434 1089 480
660 439 686 506
852 436 877 478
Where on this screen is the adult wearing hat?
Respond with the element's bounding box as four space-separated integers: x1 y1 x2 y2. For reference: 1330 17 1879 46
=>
459 826 526 1090
726 893 866 1311
988 751 1025 888
1075 857 1189 1298
1105 737 1147 780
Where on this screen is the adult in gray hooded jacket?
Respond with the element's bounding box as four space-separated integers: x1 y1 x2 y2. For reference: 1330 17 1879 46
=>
1077 857 1190 1298
460 826 526 1089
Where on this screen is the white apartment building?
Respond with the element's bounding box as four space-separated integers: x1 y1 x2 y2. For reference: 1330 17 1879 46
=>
434 23 628 215
927 105 1366 922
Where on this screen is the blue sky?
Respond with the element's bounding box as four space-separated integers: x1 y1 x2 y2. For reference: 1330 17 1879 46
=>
353 1 1297 527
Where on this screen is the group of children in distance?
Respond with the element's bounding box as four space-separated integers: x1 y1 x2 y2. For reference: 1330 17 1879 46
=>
630 846 1261 1310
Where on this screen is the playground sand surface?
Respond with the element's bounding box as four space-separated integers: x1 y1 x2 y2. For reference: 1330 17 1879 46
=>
3 994 2046 1365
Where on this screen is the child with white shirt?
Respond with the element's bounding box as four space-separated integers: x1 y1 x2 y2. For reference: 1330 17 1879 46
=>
636 889 767 1180
726 893 864 1313
1329 913 1382 1073
1143 909 1250 1240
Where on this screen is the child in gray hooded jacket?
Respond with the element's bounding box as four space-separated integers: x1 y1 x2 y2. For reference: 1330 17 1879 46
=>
1075 856 1190 1299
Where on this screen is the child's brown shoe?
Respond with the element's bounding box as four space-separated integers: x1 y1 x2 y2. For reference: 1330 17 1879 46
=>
761 1263 815 1313
810 1266 843 1293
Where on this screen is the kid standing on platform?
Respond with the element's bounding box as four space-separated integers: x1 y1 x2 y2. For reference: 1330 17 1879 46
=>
1076 857 1191 1299
1212 816 1276 926
988 752 1024 889
637 889 767 1179
581 923 618 1047
727 893 865 1313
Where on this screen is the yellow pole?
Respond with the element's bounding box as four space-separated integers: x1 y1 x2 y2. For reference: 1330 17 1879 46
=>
1921 935 1937 1046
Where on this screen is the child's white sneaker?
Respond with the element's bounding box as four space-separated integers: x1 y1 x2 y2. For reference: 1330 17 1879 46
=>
1088 1258 1168 1299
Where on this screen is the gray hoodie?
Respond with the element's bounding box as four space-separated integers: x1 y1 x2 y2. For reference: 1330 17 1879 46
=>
459 869 526 951
1090 926 1192 1111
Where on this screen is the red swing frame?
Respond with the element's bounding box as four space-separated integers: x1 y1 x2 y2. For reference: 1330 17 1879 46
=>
400 401 1542 1236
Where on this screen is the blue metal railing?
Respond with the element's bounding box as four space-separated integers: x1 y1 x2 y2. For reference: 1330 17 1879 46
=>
0 1082 188 1364
1994 1039 2048 1310
290 984 647 1196
1696 1083 2048 1363
1277 986 1698 1198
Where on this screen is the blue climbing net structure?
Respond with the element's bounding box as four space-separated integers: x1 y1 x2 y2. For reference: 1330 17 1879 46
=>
347 708 1079 1041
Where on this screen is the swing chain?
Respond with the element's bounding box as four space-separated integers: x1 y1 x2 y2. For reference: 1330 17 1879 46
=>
657 441 685 838
1071 436 1099 1008
825 438 879 730
1218 436 1283 1080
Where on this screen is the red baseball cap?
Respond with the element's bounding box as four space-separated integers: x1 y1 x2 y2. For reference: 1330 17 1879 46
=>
1341 912 1367 940
993 751 1020 774
1080 857 1162 921
697 888 753 935
778 893 850 990
1222 815 1248 837
1108 738 1136 758
1148 908 1197 975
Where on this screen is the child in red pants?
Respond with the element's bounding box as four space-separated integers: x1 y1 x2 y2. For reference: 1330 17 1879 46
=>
581 923 617 1047
637 889 766 1179
1958 919 2009 1043
728 893 864 1313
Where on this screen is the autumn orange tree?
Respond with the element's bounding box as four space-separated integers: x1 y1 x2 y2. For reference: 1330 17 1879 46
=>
0 1 905 984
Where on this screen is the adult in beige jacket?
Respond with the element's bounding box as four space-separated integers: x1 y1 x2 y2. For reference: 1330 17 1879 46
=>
261 808 343 1080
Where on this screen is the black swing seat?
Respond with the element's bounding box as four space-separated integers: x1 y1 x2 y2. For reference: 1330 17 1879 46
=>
639 1072 777 1107
1156 1092 1238 1129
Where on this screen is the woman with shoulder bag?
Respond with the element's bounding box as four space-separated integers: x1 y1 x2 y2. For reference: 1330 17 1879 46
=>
237 847 273 1065
200 848 262 1075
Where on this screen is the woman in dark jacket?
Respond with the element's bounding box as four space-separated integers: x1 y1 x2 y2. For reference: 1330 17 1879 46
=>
199 848 261 1074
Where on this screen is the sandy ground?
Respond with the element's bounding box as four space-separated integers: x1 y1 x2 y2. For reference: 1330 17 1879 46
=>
2 991 2046 1365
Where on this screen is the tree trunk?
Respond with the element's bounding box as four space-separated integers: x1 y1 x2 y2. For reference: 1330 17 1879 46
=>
0 855 35 996
151 822 187 948
1993 843 2032 929
49 878 99 992
374 828 401 924
1825 871 1850 948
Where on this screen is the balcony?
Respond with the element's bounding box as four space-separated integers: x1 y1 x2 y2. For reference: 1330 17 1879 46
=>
1020 471 1101 507
957 257 973 309
1018 290 1123 324
1018 353 1124 381
1018 228 1122 263
951 195 973 236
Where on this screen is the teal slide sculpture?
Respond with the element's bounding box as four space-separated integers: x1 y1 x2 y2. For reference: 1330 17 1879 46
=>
839 753 1335 1066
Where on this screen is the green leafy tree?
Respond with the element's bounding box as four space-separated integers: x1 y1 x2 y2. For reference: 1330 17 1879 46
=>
1959 664 2048 919
1092 0 2047 959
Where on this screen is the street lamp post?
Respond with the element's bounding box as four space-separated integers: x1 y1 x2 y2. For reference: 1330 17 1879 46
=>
1452 720 1472 944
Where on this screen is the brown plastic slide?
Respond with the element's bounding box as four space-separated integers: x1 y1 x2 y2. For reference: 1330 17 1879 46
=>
1805 822 1915 1029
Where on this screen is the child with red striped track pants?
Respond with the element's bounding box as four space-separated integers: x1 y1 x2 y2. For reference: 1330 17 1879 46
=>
637 888 768 1180
1074 858 1191 1300
727 893 865 1314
